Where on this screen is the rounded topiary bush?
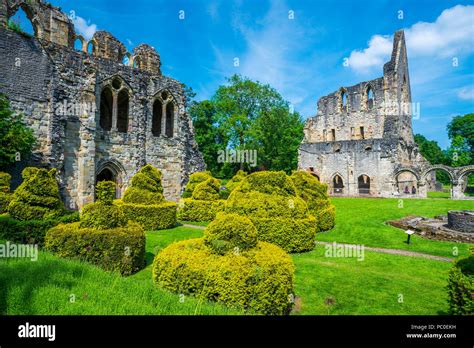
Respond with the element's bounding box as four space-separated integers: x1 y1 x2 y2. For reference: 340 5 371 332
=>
120 164 177 230
0 172 12 213
8 167 65 221
178 174 225 222
152 213 295 315
80 180 126 229
290 170 336 231
46 221 145 275
447 255 473 315
225 171 316 253
219 170 247 199
204 213 257 255
182 171 212 198
192 177 221 200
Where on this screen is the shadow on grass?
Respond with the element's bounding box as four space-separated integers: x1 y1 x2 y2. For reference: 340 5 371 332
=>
0 257 84 314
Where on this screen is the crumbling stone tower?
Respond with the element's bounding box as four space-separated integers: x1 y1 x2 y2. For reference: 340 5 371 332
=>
299 30 429 197
0 0 205 209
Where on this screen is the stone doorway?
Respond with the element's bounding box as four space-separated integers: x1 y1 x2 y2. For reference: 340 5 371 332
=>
332 175 344 194
95 162 124 200
358 175 370 195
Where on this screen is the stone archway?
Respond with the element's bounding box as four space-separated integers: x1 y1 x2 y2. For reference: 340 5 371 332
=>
421 165 454 199
331 173 344 195
95 160 125 199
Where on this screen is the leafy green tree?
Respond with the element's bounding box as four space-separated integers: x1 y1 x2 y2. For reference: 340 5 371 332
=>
447 135 472 167
414 134 448 165
252 106 304 172
189 75 304 177
447 113 474 156
190 100 227 175
0 94 35 171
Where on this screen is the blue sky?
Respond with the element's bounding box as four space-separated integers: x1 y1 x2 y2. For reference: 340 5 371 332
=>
13 0 474 148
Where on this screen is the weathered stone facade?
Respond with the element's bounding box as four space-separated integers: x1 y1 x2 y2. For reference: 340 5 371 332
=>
298 30 473 199
0 0 205 209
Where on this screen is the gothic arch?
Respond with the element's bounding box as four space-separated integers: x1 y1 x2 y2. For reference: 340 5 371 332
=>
456 165 474 182
8 2 44 38
394 168 421 181
421 165 455 182
95 160 127 199
151 89 178 138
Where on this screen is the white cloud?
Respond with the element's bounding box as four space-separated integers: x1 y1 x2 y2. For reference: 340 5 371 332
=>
346 35 393 74
73 16 97 41
457 86 474 101
347 5 474 73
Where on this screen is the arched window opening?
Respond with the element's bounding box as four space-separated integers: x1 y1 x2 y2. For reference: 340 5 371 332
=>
367 86 374 109
122 54 131 66
74 38 83 51
152 100 163 136
358 175 371 195
7 7 35 36
332 175 344 194
87 41 95 55
133 56 141 69
427 169 452 198
165 103 174 137
117 90 129 133
341 91 347 112
100 87 113 131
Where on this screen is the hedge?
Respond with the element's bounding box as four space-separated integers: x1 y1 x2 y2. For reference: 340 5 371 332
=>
182 171 212 198
152 213 295 315
121 165 177 230
220 170 247 199
447 255 473 315
192 177 221 200
45 221 146 276
8 167 65 221
290 171 336 231
225 171 317 253
0 211 80 246
177 198 225 222
120 201 177 230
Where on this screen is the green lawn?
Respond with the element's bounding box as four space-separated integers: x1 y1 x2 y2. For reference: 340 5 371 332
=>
319 197 474 258
427 191 451 199
1 197 472 315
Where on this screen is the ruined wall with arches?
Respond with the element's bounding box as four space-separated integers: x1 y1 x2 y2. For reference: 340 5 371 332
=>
299 30 430 198
0 0 205 209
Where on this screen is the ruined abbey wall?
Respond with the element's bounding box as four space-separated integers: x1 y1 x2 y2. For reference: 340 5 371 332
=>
299 30 429 197
0 0 205 209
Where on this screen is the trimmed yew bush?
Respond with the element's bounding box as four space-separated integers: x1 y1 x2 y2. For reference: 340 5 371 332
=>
447 255 473 315
80 181 126 229
152 213 295 315
121 164 176 230
178 175 225 222
8 167 65 221
0 172 12 213
182 171 212 198
225 171 316 253
45 221 145 275
290 170 336 231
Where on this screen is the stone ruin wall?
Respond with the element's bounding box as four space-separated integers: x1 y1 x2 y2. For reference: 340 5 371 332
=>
0 0 205 209
299 30 428 197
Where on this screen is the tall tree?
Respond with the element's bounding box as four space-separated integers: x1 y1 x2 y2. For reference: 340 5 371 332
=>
0 94 35 171
414 134 448 165
447 113 474 156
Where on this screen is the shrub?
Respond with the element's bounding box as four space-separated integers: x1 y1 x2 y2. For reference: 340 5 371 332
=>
121 164 177 230
225 171 317 253
204 213 257 254
226 170 247 192
447 255 473 315
290 170 336 231
0 172 11 192
0 192 12 213
177 198 225 222
95 181 115 205
45 221 145 275
153 213 295 315
80 202 127 230
182 171 212 198
121 201 177 230
8 167 64 221
192 177 221 200
0 211 80 246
